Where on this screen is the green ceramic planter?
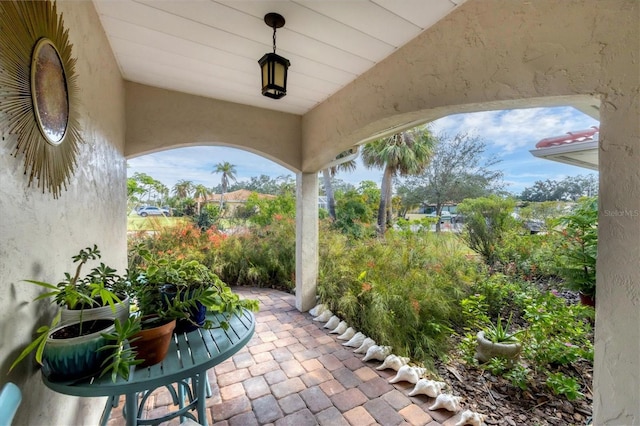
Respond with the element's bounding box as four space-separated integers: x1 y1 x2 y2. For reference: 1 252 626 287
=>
43 319 115 380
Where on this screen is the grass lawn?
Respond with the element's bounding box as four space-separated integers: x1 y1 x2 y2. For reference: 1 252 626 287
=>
127 215 190 231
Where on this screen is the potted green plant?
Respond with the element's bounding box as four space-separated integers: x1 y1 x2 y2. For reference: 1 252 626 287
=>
10 246 133 380
475 314 524 363
27 245 131 325
130 246 255 331
555 197 597 306
126 247 259 366
125 270 179 367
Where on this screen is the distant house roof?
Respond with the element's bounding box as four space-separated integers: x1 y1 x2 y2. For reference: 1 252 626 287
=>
535 126 599 148
530 126 599 171
197 189 276 203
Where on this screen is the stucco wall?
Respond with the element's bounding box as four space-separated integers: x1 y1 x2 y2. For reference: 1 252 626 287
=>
124 82 302 171
595 94 639 424
0 2 126 424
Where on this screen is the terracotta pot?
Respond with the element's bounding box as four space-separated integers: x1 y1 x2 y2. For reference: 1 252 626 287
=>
579 292 595 307
43 319 115 380
475 331 522 363
131 317 176 368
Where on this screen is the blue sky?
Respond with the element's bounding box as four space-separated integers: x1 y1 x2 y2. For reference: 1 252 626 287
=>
127 106 599 195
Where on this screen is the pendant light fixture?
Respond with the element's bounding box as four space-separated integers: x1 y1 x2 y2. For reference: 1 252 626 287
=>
258 13 290 99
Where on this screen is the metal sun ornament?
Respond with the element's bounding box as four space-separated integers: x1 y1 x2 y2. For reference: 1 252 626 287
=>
0 0 83 198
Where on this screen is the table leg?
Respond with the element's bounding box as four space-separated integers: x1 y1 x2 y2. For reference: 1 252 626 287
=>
177 382 184 423
100 395 118 426
205 374 212 398
195 374 208 426
125 392 138 426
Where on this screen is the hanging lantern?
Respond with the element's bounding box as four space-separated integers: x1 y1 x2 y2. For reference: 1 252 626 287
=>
259 13 290 99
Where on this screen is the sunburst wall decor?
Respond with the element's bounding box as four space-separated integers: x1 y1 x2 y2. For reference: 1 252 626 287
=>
0 0 83 198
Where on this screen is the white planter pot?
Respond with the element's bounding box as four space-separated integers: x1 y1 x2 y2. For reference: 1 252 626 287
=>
61 295 130 326
474 330 522 363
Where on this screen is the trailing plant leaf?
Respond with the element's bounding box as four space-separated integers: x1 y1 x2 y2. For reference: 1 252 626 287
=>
9 310 61 371
99 317 143 382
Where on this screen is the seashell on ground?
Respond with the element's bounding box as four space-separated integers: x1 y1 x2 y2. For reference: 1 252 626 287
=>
408 379 446 397
354 337 376 354
454 410 487 426
343 332 366 347
388 365 426 384
362 345 392 362
313 310 333 322
376 354 410 371
337 327 356 340
309 303 326 317
428 394 462 412
323 315 340 329
330 321 348 335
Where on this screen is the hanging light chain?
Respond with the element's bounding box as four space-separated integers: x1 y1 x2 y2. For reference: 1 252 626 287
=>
272 25 277 54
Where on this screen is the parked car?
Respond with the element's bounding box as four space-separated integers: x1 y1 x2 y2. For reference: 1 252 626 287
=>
137 206 170 217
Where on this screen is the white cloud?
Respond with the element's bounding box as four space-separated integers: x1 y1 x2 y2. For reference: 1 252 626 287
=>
431 106 598 153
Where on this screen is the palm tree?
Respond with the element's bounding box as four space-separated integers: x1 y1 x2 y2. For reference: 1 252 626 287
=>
172 179 194 199
193 184 211 214
362 128 435 235
322 149 357 220
212 162 237 211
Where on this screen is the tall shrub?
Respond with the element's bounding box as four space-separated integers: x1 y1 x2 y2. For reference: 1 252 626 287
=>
245 192 295 226
457 196 517 265
333 190 376 239
319 226 480 367
128 221 209 267
215 216 296 291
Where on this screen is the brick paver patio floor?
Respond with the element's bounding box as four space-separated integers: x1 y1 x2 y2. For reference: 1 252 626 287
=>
107 287 460 426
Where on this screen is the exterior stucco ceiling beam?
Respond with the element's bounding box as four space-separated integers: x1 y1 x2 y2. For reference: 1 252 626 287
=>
124 82 303 172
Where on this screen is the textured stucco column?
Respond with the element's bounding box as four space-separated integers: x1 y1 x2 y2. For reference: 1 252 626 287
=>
593 93 640 425
295 172 319 312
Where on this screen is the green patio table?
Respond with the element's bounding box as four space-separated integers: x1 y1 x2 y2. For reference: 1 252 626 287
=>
43 309 255 426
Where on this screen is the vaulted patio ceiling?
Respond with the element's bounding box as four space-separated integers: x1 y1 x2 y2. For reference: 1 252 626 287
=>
92 0 466 116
